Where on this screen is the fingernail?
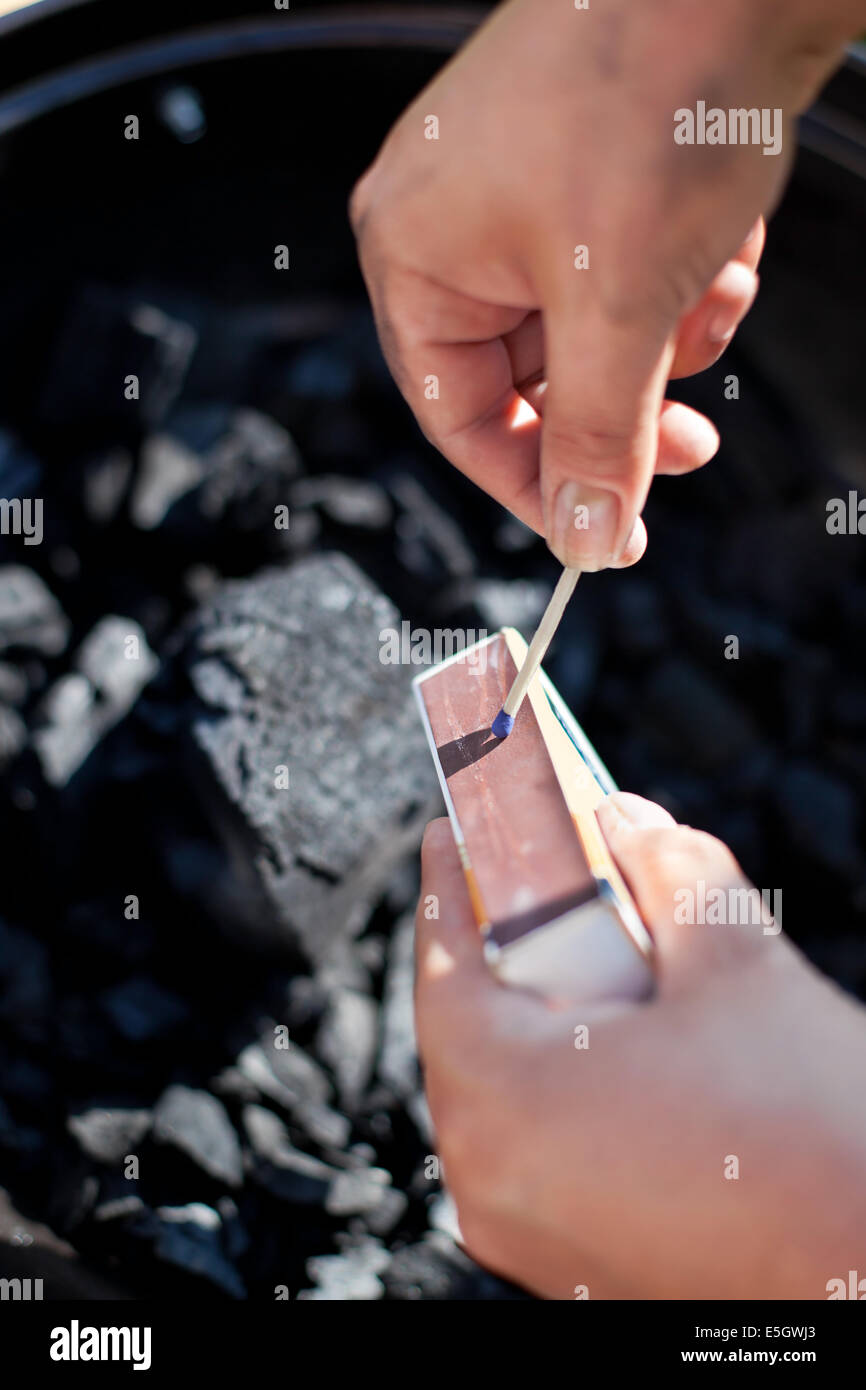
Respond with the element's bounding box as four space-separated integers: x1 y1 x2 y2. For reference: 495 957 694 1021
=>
596 799 629 837
610 517 644 569
604 796 645 828
552 483 619 571
600 792 676 830
708 312 737 345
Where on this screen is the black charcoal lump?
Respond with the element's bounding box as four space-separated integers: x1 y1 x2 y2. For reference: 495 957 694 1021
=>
136 1203 246 1299
153 1085 243 1189
131 406 301 539
33 617 158 786
0 567 69 656
67 1106 151 1165
182 553 436 958
377 910 419 1101
298 1237 390 1301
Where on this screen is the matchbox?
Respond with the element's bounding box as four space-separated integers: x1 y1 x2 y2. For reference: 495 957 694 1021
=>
413 628 653 1005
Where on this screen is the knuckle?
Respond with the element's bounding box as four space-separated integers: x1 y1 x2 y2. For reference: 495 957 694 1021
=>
631 824 683 860
678 825 741 875
637 822 739 877
542 418 642 486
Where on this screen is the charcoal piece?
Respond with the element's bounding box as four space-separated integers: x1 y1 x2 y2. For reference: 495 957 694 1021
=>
182 553 436 957
493 514 538 553
236 1040 330 1108
0 1098 16 1142
58 995 116 1067
348 1142 376 1165
724 501 858 624
383 1233 529 1301
679 593 789 663
776 762 862 877
407 1092 434 1146
131 434 204 529
290 476 392 530
314 937 373 995
831 677 866 732
210 1067 258 1106
378 911 419 1101
0 921 51 1041
0 703 26 766
231 1041 351 1150
67 1107 151 1165
0 662 28 705
357 934 386 975
443 577 551 637
99 977 189 1042
50 546 80 582
0 1050 52 1106
383 857 420 918
325 1165 402 1222
298 1238 389 1301
33 674 91 784
65 900 156 966
286 342 356 400
390 476 476 580
76 616 159 705
428 1191 462 1242
0 567 68 656
131 406 300 543
547 588 602 711
135 1203 246 1299
0 1098 43 1158
360 1184 409 1237
153 1086 243 1188
38 287 197 434
243 1103 306 1161
610 577 670 659
215 1197 249 1261
0 429 43 500
242 1105 337 1204
325 1165 389 1215
33 617 158 786
92 1195 147 1225
293 1101 352 1152
780 643 831 748
644 657 759 773
250 1150 333 1206
281 975 329 1031
316 988 378 1111
183 564 220 605
83 449 134 524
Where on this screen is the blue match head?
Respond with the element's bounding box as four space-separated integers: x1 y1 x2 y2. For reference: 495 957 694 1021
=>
491 709 514 740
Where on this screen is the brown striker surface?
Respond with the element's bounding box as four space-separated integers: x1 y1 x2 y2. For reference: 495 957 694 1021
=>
420 633 597 942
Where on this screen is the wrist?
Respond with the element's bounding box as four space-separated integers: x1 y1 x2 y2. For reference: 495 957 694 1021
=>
709 0 861 111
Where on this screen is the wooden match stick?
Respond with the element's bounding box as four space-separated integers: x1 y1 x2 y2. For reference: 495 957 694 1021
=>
491 565 581 738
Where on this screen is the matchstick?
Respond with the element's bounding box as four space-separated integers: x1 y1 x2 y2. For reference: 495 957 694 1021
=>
491 565 580 737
